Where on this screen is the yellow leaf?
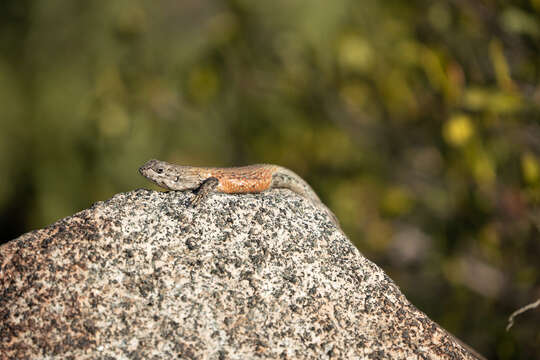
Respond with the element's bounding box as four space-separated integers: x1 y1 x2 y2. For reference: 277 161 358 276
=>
443 114 474 146
522 153 540 184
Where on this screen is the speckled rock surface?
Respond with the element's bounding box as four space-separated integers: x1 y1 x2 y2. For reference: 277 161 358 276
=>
0 189 483 359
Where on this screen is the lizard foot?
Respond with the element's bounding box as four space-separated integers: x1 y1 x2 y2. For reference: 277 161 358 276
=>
189 177 219 207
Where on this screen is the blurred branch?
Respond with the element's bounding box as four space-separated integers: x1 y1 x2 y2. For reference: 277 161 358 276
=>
506 298 540 331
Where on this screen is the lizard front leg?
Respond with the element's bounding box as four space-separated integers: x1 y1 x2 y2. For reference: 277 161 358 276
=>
190 177 219 206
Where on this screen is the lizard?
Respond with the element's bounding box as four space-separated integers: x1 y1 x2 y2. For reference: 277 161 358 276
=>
138 159 340 227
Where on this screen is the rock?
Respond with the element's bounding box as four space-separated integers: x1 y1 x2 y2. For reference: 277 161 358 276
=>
0 189 483 359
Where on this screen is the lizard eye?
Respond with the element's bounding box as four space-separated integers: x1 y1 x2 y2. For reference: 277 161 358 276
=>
156 168 164 174
175 176 179 182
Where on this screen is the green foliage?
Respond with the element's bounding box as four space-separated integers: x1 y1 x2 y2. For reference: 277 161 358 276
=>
1 0 539 358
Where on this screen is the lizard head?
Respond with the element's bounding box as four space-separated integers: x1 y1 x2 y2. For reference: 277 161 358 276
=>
139 159 203 190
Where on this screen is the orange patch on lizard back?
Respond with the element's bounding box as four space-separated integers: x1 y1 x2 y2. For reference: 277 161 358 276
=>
210 165 276 194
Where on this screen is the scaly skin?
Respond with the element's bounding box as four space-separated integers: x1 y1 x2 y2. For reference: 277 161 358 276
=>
139 159 339 226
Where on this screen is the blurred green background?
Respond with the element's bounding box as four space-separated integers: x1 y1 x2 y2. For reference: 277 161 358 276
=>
1 0 539 358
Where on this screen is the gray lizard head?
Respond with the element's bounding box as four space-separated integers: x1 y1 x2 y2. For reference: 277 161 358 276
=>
139 159 203 190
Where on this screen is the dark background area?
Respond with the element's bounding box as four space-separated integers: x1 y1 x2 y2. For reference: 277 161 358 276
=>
1 1 539 358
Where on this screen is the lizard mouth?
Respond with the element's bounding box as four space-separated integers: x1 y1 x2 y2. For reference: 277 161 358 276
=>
138 165 150 177
138 159 160 176
139 164 158 184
